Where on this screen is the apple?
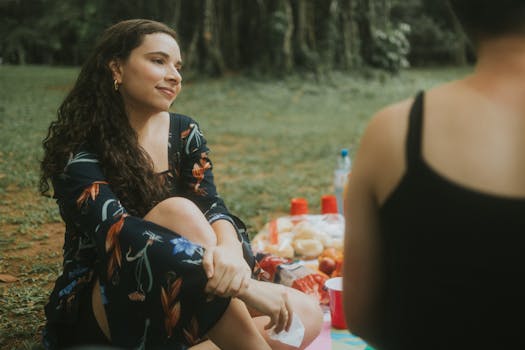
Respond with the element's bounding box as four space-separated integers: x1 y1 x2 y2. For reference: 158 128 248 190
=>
318 256 336 275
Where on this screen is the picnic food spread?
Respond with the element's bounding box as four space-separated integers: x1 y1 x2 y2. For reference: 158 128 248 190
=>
252 211 345 304
253 214 344 258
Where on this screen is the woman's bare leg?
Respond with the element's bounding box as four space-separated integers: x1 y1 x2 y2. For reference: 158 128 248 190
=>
206 299 271 350
92 278 111 340
94 197 322 349
93 197 269 348
145 197 272 349
92 197 217 338
145 197 323 349
143 197 217 248
249 285 324 350
188 340 220 350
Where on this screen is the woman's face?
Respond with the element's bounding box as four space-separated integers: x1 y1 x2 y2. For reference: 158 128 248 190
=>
111 32 182 115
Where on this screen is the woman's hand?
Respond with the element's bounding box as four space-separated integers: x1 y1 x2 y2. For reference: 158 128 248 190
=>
238 279 293 334
203 243 252 298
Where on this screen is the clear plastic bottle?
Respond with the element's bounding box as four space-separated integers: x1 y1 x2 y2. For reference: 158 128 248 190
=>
333 148 351 214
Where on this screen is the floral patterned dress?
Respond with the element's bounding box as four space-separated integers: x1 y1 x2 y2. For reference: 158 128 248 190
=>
43 113 252 349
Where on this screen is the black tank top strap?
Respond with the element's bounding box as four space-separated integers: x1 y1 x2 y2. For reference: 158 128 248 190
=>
406 90 425 171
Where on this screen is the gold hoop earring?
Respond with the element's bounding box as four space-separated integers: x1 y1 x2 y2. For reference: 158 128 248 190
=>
113 79 119 91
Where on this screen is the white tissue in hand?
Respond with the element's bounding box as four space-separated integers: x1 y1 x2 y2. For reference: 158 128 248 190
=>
267 314 305 348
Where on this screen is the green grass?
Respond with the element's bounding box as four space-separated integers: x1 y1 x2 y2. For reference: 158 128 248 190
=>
0 64 472 348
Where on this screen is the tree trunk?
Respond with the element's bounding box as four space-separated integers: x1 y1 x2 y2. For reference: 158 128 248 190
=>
306 2 317 52
448 5 468 65
202 0 226 75
170 0 182 31
282 0 294 73
356 0 374 64
228 0 242 69
296 0 307 55
17 45 26 65
295 0 316 69
185 20 201 72
321 0 339 71
375 0 390 30
340 0 360 69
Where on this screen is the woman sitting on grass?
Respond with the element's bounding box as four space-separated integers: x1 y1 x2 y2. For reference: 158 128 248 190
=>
343 0 525 348
40 19 322 350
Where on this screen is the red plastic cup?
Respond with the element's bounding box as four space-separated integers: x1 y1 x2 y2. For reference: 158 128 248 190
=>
290 197 308 215
321 194 338 214
325 277 347 329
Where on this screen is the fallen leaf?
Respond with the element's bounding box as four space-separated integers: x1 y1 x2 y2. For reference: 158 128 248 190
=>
0 274 19 283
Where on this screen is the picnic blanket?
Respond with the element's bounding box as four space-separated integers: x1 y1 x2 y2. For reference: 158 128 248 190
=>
306 311 374 350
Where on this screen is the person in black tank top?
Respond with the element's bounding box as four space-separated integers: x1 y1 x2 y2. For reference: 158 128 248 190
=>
343 1 525 349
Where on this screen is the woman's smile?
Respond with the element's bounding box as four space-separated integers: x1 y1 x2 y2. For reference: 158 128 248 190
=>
157 86 176 99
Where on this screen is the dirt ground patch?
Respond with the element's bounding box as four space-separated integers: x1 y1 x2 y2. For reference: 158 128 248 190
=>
1 222 64 275
0 234 64 349
0 188 64 349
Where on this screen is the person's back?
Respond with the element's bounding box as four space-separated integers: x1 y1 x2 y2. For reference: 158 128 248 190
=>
343 1 525 348
371 78 525 212
378 86 525 349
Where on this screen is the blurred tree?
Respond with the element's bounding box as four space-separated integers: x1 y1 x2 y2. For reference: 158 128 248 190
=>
45 0 105 65
374 0 390 30
0 0 469 74
338 0 361 69
314 0 339 73
293 1 318 73
391 0 468 66
1 0 52 64
355 0 374 65
265 0 294 74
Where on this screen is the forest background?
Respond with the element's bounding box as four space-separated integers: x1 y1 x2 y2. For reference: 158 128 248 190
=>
2 0 472 75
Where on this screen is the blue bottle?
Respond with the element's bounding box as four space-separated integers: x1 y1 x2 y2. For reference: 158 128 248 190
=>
333 148 351 214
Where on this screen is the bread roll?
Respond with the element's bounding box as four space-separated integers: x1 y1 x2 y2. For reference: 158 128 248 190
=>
266 240 295 259
276 217 294 233
293 221 321 240
292 238 324 259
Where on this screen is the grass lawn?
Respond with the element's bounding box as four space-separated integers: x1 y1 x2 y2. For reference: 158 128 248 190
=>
0 64 471 349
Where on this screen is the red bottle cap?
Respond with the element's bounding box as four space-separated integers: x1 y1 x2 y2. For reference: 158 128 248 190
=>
321 194 338 214
290 197 308 215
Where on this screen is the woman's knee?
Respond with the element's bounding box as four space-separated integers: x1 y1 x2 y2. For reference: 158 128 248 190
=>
304 297 323 335
289 289 323 347
150 197 199 217
145 197 217 248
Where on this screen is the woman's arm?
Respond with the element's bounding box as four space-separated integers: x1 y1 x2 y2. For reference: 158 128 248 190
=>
203 219 252 297
177 119 252 297
343 101 410 346
343 117 384 344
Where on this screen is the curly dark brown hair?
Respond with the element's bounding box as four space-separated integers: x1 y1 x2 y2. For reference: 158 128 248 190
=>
40 19 178 217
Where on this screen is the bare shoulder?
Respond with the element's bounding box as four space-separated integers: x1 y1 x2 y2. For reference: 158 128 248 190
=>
367 98 413 140
352 97 414 205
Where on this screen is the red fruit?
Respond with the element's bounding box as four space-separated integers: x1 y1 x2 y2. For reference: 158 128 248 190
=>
318 257 336 275
331 259 343 277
